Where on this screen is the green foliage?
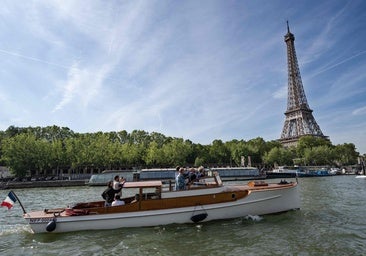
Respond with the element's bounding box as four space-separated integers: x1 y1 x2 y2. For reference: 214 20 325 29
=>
332 143 358 165
0 125 361 177
208 140 230 166
228 140 251 166
194 157 205 167
296 136 332 156
1 133 50 177
303 146 335 166
162 138 192 166
263 147 296 166
144 141 163 167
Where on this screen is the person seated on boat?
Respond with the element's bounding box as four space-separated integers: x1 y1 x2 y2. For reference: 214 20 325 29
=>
197 166 205 179
112 195 125 206
187 168 198 184
175 167 186 190
101 181 115 207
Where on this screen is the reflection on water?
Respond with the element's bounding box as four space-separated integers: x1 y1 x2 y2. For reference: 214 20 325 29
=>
1 176 366 255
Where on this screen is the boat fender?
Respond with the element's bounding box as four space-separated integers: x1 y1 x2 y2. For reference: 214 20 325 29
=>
46 218 57 232
190 213 208 223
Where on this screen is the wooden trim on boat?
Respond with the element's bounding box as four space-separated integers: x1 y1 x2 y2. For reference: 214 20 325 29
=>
76 190 250 214
26 189 250 219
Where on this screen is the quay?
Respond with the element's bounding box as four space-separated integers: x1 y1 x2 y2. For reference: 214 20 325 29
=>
0 180 87 190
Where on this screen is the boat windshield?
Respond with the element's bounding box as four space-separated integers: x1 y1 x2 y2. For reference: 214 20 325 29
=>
214 174 223 186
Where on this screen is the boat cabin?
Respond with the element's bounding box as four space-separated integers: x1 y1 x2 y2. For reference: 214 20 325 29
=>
66 172 225 214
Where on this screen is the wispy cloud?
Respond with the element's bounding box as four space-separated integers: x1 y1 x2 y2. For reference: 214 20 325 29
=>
352 106 366 116
52 63 83 112
312 50 366 77
273 86 287 99
0 49 69 69
53 62 113 112
1 0 366 152
319 65 366 106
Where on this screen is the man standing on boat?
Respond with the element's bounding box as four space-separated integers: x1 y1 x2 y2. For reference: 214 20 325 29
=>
113 175 126 197
175 168 186 190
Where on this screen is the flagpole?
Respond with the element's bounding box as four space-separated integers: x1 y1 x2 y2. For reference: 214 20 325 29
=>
10 191 27 214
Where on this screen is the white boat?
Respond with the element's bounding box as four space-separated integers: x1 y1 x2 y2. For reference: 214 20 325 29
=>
209 167 263 180
355 175 366 179
23 173 300 233
266 166 305 178
356 161 365 178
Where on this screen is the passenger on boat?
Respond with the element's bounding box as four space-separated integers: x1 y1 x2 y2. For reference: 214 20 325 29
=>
197 166 205 177
101 181 115 207
187 168 198 184
113 175 126 197
175 168 186 190
111 195 125 206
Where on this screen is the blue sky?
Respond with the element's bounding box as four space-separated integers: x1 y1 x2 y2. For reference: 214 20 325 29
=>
0 0 365 154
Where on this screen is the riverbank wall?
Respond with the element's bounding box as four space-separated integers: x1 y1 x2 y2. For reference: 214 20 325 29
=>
0 180 88 190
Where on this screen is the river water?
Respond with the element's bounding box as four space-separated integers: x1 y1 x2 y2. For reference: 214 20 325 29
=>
1 176 365 256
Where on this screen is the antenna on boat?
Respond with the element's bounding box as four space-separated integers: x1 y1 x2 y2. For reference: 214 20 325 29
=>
11 190 27 214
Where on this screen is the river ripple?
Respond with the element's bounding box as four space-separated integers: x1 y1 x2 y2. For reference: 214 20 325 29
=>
1 176 365 256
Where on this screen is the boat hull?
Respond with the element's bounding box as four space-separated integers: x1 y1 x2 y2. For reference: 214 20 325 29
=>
24 183 300 233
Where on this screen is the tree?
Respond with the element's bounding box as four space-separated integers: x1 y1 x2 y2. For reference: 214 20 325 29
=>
49 139 69 175
333 143 358 166
149 132 169 147
1 133 43 177
121 143 146 167
296 136 332 157
247 137 267 165
192 143 209 167
144 141 165 167
303 146 334 166
194 157 205 167
209 140 230 166
227 140 251 166
0 125 363 177
162 139 192 166
263 147 295 166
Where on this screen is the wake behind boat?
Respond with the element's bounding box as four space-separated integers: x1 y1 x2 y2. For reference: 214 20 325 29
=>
23 173 300 233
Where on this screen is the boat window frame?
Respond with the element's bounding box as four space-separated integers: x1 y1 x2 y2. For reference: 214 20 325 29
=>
123 181 163 210
213 172 223 186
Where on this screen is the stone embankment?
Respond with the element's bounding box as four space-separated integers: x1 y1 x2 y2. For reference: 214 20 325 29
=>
0 180 87 190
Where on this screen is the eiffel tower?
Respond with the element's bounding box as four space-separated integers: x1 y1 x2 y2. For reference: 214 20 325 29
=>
279 22 328 147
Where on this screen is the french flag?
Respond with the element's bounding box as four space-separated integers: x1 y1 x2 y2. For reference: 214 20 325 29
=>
1 191 17 210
